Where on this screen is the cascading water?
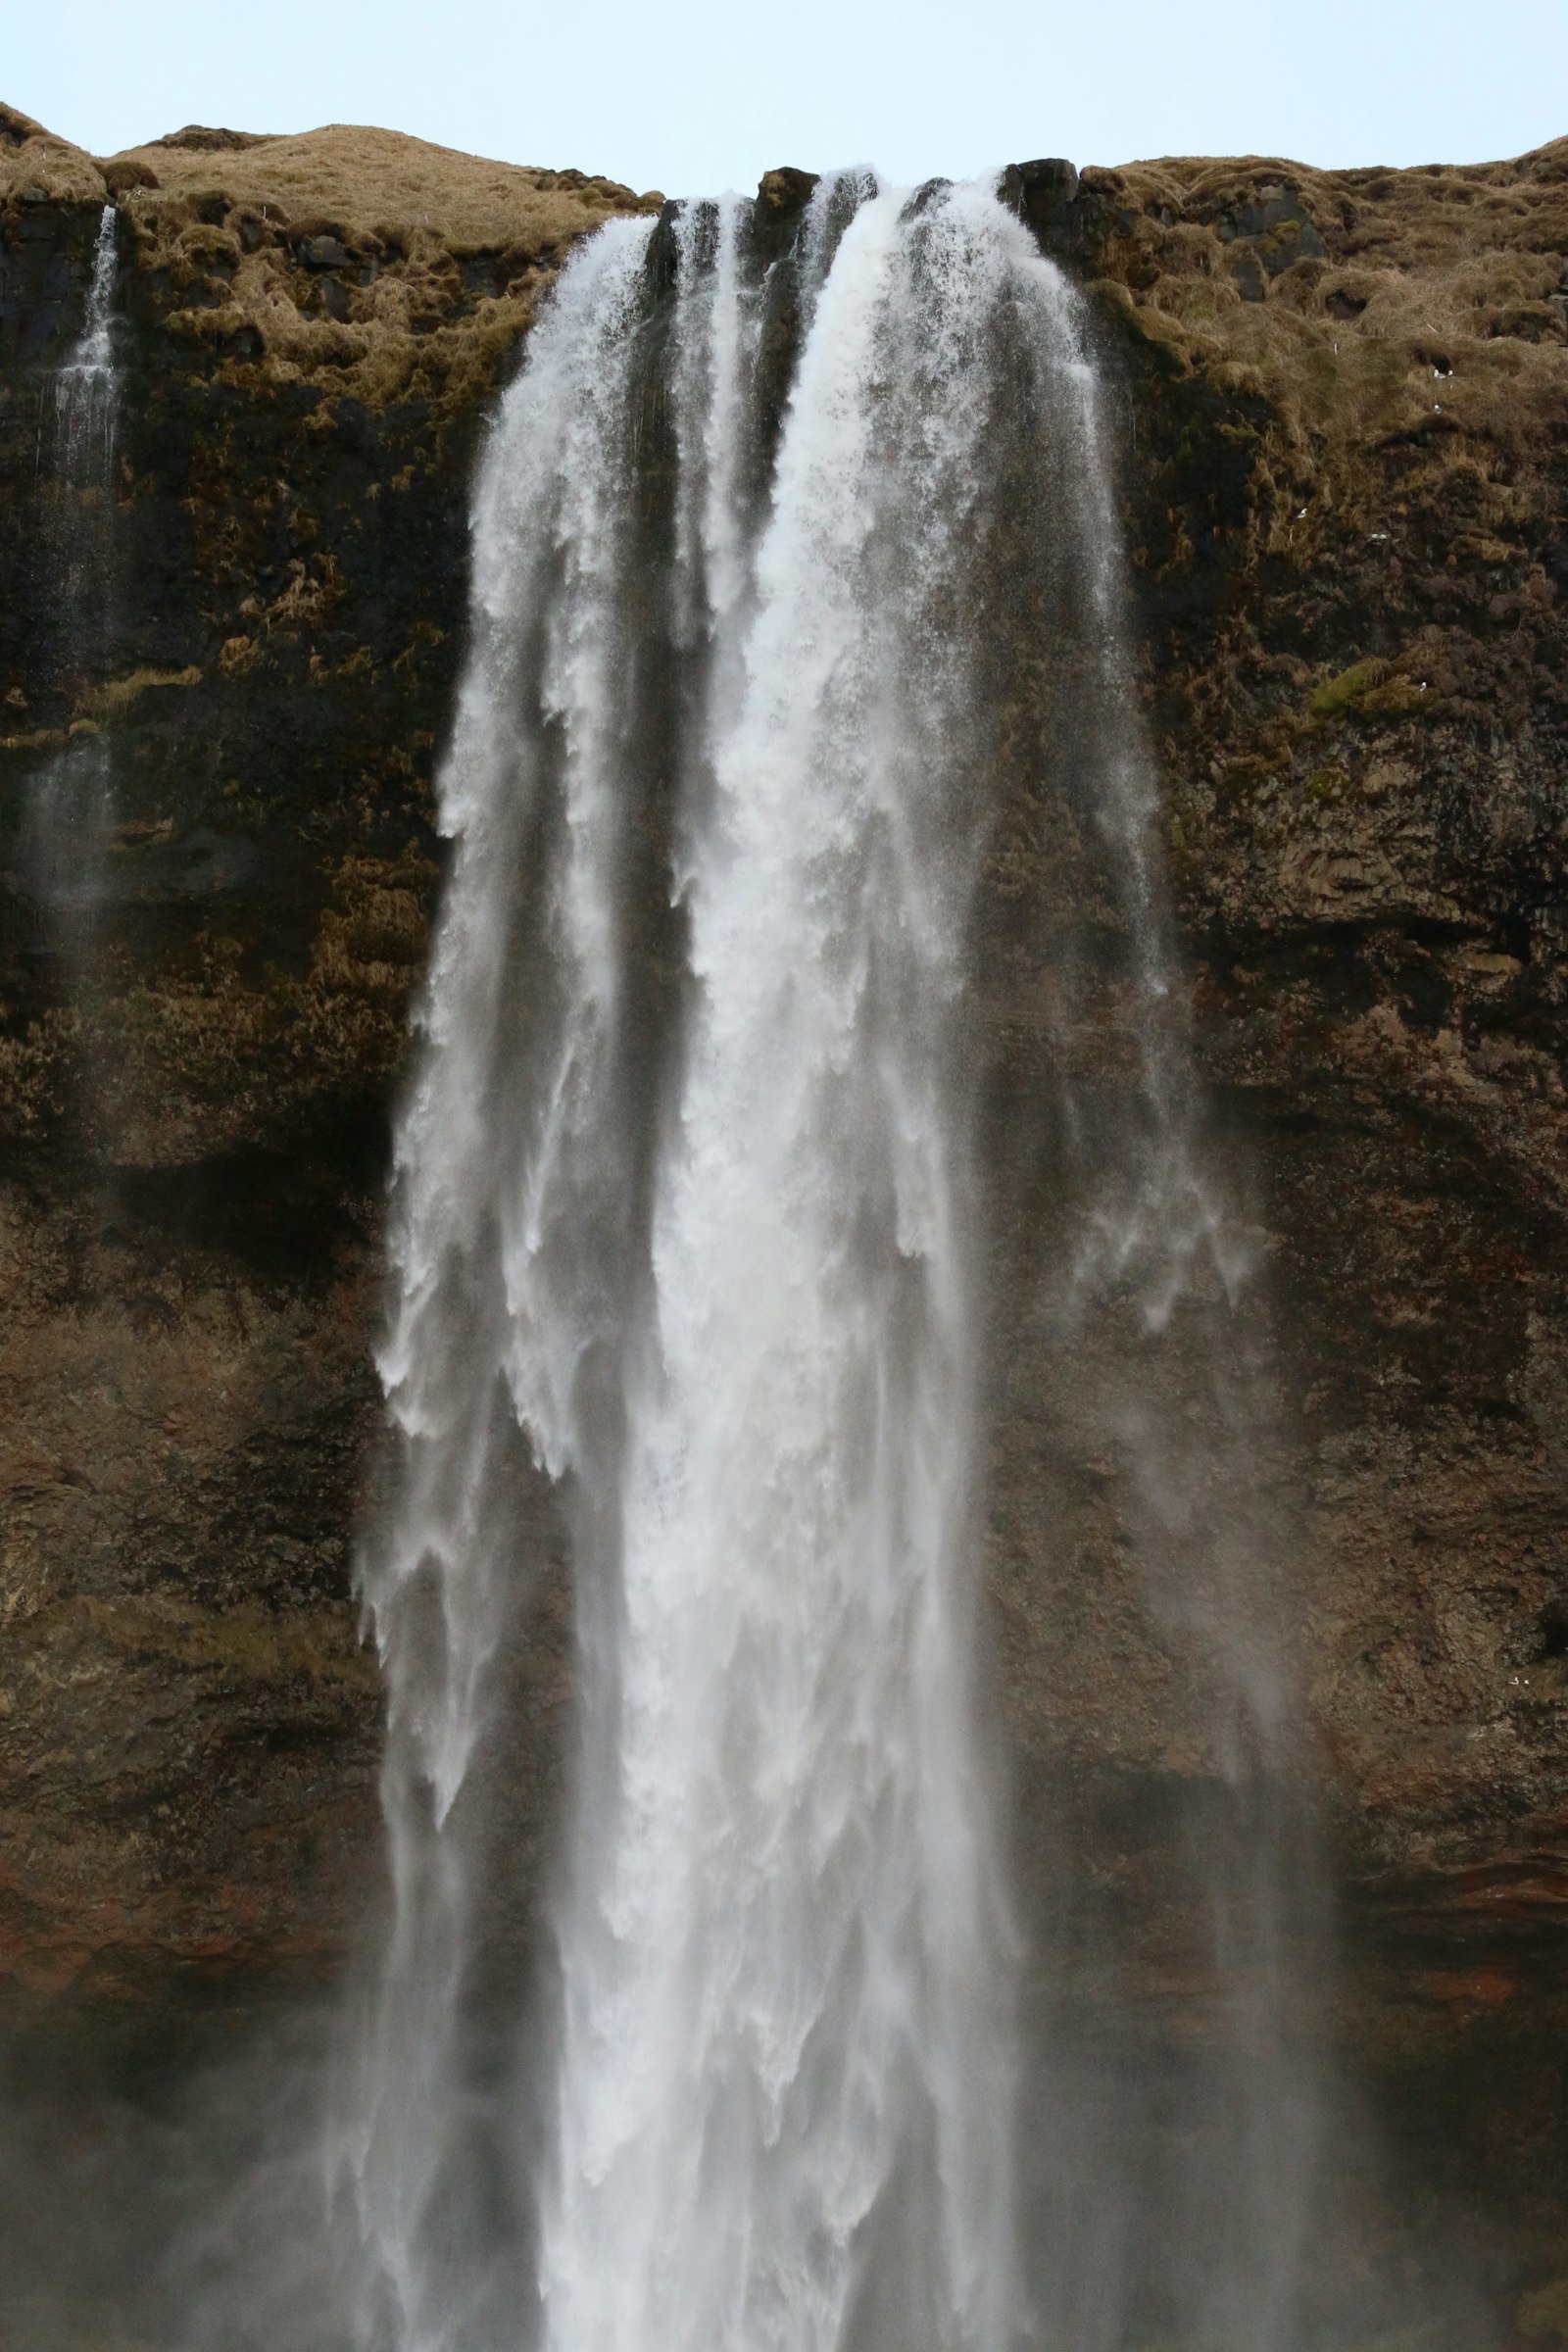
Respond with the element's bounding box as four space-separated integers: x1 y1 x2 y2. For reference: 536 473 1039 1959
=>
342 217 663 2352
538 181 1030 2352
49 204 120 575
1004 277 1331 2352
28 202 119 949
339 167 1326 2352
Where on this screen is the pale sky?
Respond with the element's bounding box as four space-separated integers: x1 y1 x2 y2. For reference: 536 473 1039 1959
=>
10 0 1566 199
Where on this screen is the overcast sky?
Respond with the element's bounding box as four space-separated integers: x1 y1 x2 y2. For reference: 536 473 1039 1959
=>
11 0 1566 197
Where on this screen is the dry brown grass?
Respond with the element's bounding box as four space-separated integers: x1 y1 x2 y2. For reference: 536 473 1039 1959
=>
98 124 662 412
1077 139 1568 542
4 110 662 413
110 119 658 254
0 102 107 202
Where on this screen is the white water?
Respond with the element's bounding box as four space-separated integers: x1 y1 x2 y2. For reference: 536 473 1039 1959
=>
538 182 1038 2352
344 216 660 2352
342 170 1320 2352
53 204 119 494
27 203 119 948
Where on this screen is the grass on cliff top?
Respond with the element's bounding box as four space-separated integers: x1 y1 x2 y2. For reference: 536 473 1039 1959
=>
2 111 662 416
7 101 1562 451
107 120 659 253
32 118 665 415
1080 136 1568 536
0 102 108 202
2 102 658 233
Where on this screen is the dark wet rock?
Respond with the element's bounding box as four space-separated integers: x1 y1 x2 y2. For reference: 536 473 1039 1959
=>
1000 154 1080 247
1229 246 1267 300
1214 179 1327 271
752 166 818 264
296 231 350 270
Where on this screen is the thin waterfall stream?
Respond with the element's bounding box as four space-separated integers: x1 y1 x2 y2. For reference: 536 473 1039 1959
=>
338 170 1326 2352
28 200 119 954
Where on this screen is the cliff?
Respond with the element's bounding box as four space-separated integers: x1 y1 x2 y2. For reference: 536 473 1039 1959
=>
2 103 1566 2319
0 107 660 2012
994 142 1568 2302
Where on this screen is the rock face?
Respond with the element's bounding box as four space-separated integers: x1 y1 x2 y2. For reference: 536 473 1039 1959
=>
1 104 1566 2319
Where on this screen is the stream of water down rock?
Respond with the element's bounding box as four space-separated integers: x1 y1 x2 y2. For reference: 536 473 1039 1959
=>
334 172 1326 2352
26 201 118 954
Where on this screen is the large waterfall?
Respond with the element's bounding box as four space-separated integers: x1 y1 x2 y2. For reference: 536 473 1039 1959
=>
339 170 1322 2352
537 180 1023 2352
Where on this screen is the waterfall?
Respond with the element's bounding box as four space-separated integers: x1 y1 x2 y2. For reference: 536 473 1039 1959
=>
28 202 119 949
343 216 662 2352
538 180 1029 2352
52 205 119 554
342 168 1322 2352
